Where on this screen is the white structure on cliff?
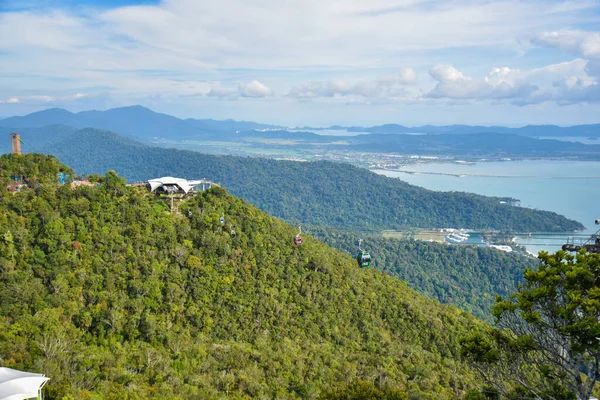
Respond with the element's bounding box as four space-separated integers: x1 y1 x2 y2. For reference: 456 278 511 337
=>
147 177 217 197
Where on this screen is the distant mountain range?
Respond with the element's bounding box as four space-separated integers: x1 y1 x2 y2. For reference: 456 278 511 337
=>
0 105 281 140
2 105 599 140
4 106 600 160
346 131 600 159
339 123 600 137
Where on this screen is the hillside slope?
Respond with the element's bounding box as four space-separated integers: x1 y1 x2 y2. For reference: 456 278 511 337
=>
0 154 485 399
308 228 538 321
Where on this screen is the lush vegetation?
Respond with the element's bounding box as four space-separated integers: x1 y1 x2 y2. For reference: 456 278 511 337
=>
0 154 493 399
461 251 600 399
307 228 538 321
4 127 581 233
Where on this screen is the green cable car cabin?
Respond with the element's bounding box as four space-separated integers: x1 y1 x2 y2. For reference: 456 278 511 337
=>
356 239 372 268
357 250 372 268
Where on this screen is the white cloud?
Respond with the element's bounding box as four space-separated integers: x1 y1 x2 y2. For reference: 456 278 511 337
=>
528 31 600 77
430 65 466 83
426 65 539 102
207 87 238 99
425 61 600 105
1 0 596 75
0 93 90 105
288 69 416 100
552 76 600 103
1 0 600 122
207 80 273 100
530 31 600 59
377 68 417 86
238 80 273 98
524 31 600 103
528 58 588 77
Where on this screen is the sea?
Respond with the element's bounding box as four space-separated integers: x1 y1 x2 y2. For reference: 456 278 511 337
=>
373 160 600 255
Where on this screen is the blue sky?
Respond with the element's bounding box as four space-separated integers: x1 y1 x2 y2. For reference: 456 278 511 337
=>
1 0 600 126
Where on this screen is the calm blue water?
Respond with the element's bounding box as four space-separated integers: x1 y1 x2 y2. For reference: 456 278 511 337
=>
374 160 600 254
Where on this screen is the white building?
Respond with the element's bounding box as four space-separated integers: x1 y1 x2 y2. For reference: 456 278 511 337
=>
147 177 216 197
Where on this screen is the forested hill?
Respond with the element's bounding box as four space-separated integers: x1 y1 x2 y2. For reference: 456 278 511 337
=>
10 127 583 233
308 227 538 321
0 154 487 398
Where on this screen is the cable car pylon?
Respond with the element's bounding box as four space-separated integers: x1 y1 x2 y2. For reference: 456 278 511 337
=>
562 219 600 254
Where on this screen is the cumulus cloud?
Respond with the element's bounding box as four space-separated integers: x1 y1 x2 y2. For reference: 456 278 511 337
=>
288 80 353 99
2 0 600 118
528 58 588 77
530 31 600 58
288 69 416 100
1 95 53 104
426 64 539 102
0 93 88 105
377 68 417 86
528 31 600 77
207 87 238 99
523 30 600 103
552 76 600 104
239 80 273 98
425 62 600 105
2 0 594 76
207 81 273 100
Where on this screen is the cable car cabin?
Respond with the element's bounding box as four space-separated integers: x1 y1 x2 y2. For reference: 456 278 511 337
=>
357 250 372 268
294 234 302 246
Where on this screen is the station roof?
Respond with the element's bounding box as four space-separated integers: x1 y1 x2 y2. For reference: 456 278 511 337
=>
147 177 209 194
0 367 49 400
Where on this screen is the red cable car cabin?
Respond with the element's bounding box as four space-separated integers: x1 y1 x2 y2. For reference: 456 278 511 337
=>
294 234 302 246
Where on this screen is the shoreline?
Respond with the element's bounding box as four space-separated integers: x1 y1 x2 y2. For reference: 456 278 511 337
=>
378 168 600 179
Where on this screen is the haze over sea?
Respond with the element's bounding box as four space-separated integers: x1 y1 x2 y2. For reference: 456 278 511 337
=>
374 160 600 255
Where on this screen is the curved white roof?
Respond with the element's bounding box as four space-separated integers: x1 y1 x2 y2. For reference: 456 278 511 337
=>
147 177 212 194
0 368 49 400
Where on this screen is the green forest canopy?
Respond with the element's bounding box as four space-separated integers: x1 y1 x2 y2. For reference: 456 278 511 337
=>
308 228 538 321
1 154 491 399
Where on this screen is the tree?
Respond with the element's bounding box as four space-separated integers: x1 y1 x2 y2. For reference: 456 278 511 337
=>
319 380 408 400
462 250 600 399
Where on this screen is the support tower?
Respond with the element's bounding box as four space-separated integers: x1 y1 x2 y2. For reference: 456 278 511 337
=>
10 133 21 155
